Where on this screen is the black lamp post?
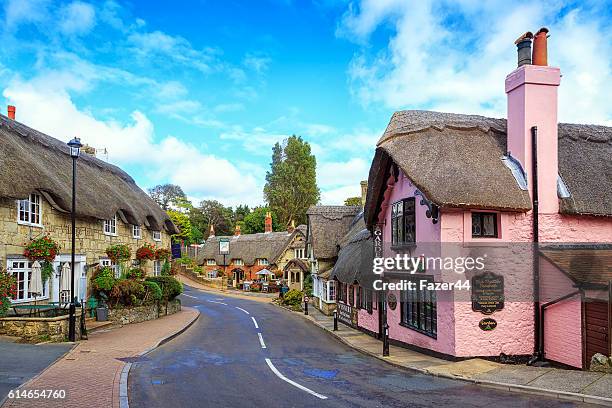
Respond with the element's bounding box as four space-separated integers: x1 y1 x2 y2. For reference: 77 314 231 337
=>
67 137 82 342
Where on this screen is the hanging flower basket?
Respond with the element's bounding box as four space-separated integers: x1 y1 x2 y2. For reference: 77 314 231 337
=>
155 248 171 261
105 244 131 263
136 243 156 261
23 236 60 262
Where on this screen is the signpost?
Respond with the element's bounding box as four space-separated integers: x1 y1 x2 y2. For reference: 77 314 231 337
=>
219 238 230 285
472 273 505 315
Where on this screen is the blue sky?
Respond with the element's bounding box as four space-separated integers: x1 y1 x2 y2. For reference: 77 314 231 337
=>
1 0 610 207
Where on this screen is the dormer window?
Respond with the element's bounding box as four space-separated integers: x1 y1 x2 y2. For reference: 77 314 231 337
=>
132 225 141 239
294 248 306 259
103 215 117 236
257 258 269 266
17 193 42 227
233 259 244 266
152 231 161 241
471 212 498 238
206 259 216 266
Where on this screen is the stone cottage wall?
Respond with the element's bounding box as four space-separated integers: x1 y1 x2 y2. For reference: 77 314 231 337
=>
0 196 172 304
0 310 83 343
107 299 181 326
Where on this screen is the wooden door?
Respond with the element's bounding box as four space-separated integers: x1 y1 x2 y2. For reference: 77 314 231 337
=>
584 301 610 366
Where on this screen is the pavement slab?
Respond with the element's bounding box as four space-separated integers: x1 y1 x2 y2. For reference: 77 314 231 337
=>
526 369 606 394
474 365 554 385
581 375 612 399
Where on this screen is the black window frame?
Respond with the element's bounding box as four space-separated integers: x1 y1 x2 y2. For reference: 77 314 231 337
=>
471 212 499 238
400 277 437 338
348 285 355 306
391 198 416 247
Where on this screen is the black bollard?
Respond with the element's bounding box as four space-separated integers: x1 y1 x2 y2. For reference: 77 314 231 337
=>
333 310 338 331
382 322 390 356
304 297 309 315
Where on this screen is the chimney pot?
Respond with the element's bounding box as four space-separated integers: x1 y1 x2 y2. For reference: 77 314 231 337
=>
264 211 273 233
287 219 295 233
360 180 368 208
7 105 16 120
514 32 533 67
532 27 549 66
234 225 241 236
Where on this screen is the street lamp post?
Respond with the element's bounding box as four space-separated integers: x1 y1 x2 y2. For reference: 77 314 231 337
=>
67 137 83 342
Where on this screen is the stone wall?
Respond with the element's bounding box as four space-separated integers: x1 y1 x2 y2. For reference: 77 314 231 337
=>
0 310 83 343
181 266 227 290
107 299 181 326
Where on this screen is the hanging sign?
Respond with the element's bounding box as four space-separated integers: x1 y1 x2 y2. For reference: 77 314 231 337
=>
219 238 230 255
479 318 497 331
387 293 397 310
373 224 383 259
472 273 504 315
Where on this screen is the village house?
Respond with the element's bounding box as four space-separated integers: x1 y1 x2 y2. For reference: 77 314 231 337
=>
307 202 362 315
198 213 308 289
0 107 177 306
334 28 612 369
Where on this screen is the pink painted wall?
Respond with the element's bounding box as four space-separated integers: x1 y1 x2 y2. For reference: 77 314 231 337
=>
358 306 378 334
540 257 583 368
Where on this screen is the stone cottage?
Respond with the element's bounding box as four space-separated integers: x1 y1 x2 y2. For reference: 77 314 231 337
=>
0 107 177 306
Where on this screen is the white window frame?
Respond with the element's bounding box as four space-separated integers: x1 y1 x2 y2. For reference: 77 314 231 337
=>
152 230 161 241
257 258 269 266
100 258 120 278
233 259 244 266
6 259 49 303
17 193 42 227
153 260 161 276
327 280 336 303
206 259 216 266
294 248 306 259
103 215 117 236
132 225 141 239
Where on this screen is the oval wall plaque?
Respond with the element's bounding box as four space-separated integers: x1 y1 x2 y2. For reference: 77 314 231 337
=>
479 318 497 331
387 293 397 310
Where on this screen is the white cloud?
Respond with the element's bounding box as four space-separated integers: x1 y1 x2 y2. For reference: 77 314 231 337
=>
317 158 369 189
3 0 50 30
321 185 362 205
339 0 612 124
58 1 96 36
3 74 260 206
243 54 271 74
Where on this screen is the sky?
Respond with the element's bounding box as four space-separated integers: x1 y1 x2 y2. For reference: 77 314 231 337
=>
1 0 610 208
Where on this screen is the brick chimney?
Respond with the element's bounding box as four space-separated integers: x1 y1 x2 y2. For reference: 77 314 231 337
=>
234 225 241 236
360 180 368 208
209 224 215 238
287 219 295 233
7 105 15 120
264 212 272 233
505 27 560 214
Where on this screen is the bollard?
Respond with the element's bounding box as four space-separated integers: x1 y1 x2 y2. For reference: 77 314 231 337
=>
333 309 338 331
304 298 309 315
382 322 390 356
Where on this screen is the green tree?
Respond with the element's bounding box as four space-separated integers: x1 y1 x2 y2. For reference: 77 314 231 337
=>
242 207 281 234
191 200 234 238
148 184 189 211
344 196 362 206
167 210 194 244
263 135 319 227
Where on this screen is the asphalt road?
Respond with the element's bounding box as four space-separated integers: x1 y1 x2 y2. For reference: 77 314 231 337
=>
0 339 72 404
128 286 593 408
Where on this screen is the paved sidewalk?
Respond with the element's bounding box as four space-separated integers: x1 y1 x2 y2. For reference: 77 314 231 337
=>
1 307 199 408
286 304 612 406
178 273 277 303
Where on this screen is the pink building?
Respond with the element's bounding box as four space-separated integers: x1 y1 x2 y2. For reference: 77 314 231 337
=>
333 28 611 369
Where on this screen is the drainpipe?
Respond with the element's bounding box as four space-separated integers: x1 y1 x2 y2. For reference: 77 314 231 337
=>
528 126 542 365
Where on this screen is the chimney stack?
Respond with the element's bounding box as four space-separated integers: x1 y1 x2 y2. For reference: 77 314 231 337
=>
7 105 16 120
515 32 533 67
506 27 560 214
264 212 273 233
532 27 549 66
234 225 241 236
287 219 295 233
209 224 215 238
360 180 368 208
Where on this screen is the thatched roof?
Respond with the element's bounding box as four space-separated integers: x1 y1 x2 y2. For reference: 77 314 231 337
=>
197 226 306 267
540 246 612 288
331 215 375 287
0 114 178 233
365 110 612 227
306 205 362 260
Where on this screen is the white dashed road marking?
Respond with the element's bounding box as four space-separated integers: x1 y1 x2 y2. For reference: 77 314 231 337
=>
251 317 259 329
183 294 198 299
265 358 328 400
258 333 266 349
206 300 228 305
235 307 250 315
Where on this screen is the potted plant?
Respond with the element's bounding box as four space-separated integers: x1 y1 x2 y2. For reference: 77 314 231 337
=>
136 243 156 262
23 236 60 284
